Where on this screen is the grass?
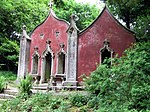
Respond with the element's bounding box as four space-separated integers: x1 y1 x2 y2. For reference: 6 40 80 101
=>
0 71 17 88
0 71 17 81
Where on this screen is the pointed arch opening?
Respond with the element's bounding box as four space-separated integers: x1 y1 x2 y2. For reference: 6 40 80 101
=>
45 52 52 81
58 53 66 74
32 55 39 74
100 39 113 65
31 47 40 75
57 43 67 75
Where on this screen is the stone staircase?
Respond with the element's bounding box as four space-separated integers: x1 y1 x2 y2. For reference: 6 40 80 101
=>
0 88 18 105
32 83 85 92
31 83 48 93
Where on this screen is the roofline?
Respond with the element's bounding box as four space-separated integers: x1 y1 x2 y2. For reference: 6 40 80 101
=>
105 5 135 34
29 9 70 37
79 5 135 36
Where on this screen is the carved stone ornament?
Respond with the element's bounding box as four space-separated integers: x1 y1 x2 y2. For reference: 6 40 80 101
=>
100 39 113 53
42 40 54 58
57 43 67 56
32 46 40 58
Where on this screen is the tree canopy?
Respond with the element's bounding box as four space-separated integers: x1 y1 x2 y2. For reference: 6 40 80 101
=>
107 0 150 29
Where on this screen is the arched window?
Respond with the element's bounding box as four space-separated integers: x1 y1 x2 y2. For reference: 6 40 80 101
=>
58 53 66 74
32 55 38 74
31 47 40 74
100 39 113 65
57 43 66 74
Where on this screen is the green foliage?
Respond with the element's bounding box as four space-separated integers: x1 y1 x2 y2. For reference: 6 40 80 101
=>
107 0 150 29
85 42 150 111
0 93 70 112
0 0 48 71
133 15 150 41
0 71 17 81
0 76 6 93
0 38 19 71
18 75 33 95
87 95 99 109
53 0 99 30
69 93 90 107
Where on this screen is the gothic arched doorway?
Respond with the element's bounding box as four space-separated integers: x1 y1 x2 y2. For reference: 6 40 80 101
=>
45 52 52 82
40 40 54 84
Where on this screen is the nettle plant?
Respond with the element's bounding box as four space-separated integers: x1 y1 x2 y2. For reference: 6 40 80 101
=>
18 75 33 95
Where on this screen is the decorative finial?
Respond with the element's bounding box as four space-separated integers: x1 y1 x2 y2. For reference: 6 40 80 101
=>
34 46 38 51
48 0 53 9
70 14 79 22
22 25 26 30
46 40 51 45
104 39 109 46
60 43 65 48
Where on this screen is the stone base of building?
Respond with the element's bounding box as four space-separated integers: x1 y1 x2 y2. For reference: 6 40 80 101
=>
62 81 78 86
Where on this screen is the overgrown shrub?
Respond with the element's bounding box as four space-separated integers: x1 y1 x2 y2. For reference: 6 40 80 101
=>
87 95 99 109
69 93 90 107
0 93 69 112
18 75 33 95
0 76 6 93
85 42 150 111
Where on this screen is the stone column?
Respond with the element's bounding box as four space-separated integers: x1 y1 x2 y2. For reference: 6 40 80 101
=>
17 25 31 81
63 14 79 86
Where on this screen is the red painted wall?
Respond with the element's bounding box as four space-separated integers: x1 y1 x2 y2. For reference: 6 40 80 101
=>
29 12 69 76
77 8 135 82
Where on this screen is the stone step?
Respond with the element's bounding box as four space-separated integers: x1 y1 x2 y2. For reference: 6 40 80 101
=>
4 89 18 96
32 86 48 90
31 89 47 94
33 83 48 87
0 94 15 99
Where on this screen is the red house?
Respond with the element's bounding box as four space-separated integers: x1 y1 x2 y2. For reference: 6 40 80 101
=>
17 5 135 87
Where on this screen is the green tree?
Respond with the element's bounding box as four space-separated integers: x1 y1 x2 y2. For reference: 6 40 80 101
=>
53 0 99 30
133 15 150 41
107 0 150 29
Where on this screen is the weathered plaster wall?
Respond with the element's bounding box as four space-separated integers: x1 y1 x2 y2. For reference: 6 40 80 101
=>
29 13 69 76
77 8 135 82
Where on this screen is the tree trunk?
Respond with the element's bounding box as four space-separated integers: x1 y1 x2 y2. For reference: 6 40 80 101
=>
126 21 130 29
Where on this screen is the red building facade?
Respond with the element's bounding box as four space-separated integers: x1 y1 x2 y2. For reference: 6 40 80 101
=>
17 6 135 86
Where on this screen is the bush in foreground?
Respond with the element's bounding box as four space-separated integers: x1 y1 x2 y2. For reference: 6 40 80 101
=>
18 75 33 95
85 42 150 111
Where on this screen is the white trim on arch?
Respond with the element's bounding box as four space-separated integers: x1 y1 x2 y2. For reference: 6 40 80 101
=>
100 39 114 65
31 47 40 75
40 40 55 84
56 43 67 77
